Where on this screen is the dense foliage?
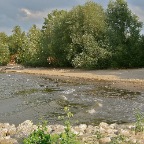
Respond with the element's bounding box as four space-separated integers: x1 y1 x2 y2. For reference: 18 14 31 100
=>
107 0 143 68
0 32 10 65
0 0 144 69
20 25 42 66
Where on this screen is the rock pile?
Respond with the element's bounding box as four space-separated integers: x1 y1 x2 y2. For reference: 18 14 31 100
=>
0 120 144 144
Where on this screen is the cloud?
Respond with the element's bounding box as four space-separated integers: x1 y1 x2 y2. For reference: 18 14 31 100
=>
19 8 48 21
18 7 71 31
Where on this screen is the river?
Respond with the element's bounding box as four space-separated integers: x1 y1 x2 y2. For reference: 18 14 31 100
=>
0 73 144 126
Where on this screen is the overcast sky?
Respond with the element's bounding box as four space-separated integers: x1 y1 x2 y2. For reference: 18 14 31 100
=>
0 0 144 35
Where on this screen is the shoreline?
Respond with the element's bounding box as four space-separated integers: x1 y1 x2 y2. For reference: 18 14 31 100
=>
4 66 144 92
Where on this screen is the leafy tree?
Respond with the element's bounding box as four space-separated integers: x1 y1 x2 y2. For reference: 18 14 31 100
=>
0 32 8 44
8 26 27 63
106 0 143 68
21 25 42 66
0 32 10 65
42 10 69 67
42 2 111 68
67 2 111 68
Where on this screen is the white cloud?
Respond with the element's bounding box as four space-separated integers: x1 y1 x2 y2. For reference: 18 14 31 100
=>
20 8 48 20
21 8 31 16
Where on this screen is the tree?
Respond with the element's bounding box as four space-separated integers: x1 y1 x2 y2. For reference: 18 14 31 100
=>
106 0 143 67
0 32 8 44
0 32 10 65
42 10 69 67
21 25 42 66
42 2 111 68
8 26 27 63
67 1 111 68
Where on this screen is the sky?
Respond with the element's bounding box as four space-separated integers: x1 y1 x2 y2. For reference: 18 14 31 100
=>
0 0 144 35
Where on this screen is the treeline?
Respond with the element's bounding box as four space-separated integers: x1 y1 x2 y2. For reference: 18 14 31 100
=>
0 0 144 69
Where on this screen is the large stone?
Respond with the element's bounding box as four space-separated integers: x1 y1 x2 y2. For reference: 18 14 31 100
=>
109 123 118 129
71 128 79 135
0 136 18 144
99 137 111 144
119 129 130 136
85 125 95 134
79 124 87 132
16 120 37 138
0 128 8 137
99 122 109 129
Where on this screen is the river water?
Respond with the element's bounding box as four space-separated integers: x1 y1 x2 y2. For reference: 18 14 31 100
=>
0 73 144 125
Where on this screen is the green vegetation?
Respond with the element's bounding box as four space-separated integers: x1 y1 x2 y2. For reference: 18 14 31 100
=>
110 135 127 144
0 32 10 65
0 0 144 69
23 107 80 144
135 111 144 133
107 0 143 68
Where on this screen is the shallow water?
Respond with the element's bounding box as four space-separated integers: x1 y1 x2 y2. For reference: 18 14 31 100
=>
0 73 144 125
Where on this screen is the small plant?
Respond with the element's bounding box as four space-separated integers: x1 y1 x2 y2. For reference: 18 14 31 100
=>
110 135 127 144
23 107 80 144
58 107 80 144
135 110 144 134
23 121 54 144
95 131 103 140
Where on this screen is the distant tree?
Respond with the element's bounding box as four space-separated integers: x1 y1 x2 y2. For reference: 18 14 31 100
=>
8 26 27 63
21 25 42 66
0 32 10 65
0 32 8 44
0 44 10 66
42 10 69 66
106 0 143 67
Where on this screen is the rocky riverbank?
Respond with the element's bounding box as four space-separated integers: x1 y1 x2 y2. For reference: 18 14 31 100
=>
0 120 144 144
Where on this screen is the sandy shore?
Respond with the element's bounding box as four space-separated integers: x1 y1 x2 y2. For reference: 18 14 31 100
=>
4 66 144 92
